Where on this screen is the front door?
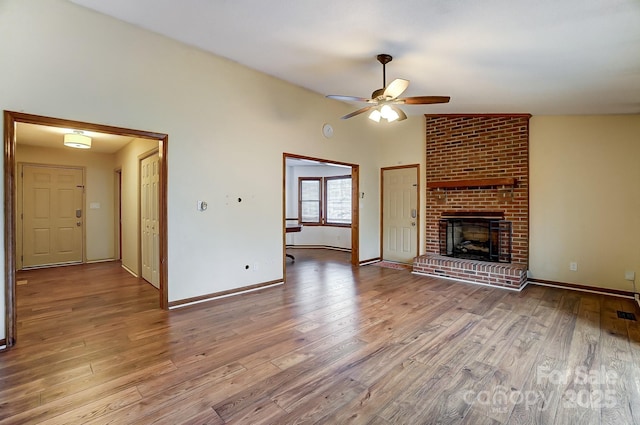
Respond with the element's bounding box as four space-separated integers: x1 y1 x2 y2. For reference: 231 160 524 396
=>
382 166 418 263
21 164 84 268
141 152 160 288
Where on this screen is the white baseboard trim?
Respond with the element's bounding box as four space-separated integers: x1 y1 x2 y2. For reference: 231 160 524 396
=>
121 264 138 278
86 258 116 264
286 245 351 252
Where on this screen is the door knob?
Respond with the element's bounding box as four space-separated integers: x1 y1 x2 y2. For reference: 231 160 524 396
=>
76 221 82 226
411 222 416 226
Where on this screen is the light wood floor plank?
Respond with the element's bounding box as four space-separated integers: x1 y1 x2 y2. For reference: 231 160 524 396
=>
2 250 640 424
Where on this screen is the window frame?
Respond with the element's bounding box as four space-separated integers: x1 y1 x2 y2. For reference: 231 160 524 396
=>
323 175 352 227
298 175 352 227
298 177 322 225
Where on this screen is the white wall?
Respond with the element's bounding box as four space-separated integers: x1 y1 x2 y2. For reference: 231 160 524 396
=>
0 0 390 339
285 164 352 250
16 144 115 262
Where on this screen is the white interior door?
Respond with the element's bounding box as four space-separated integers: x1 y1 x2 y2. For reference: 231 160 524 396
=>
141 152 160 288
22 164 84 268
382 166 418 263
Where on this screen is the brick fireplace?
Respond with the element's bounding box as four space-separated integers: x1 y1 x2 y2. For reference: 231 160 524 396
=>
413 114 530 290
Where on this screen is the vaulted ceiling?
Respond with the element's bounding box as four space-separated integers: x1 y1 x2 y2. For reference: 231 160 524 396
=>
69 0 640 116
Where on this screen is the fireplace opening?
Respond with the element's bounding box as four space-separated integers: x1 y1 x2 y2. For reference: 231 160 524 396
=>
439 213 511 263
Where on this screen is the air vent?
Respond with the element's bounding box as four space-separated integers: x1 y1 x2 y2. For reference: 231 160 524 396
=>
617 311 637 321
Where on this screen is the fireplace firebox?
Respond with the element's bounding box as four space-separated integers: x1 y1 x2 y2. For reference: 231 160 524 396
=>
439 212 511 263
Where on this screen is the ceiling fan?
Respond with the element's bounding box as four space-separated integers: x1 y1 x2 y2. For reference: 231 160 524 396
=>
326 54 450 122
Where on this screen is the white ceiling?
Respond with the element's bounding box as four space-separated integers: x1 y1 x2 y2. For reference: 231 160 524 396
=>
69 0 639 116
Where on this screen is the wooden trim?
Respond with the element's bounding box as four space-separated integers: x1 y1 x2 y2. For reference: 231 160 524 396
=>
441 211 505 218
4 111 170 351
4 111 17 349
427 178 516 189
158 137 168 309
350 165 359 266
168 279 283 308
284 152 356 168
529 278 634 298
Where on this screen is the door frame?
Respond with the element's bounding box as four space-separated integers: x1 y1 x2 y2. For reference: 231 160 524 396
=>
4 111 169 349
380 164 420 262
282 153 360 271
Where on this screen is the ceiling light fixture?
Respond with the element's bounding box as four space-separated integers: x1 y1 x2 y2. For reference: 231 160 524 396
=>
368 104 400 123
63 130 92 149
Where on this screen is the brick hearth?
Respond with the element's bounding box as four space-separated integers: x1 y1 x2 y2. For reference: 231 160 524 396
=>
413 254 527 290
414 114 530 290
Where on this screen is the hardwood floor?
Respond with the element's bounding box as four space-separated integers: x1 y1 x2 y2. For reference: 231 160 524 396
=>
2 249 640 424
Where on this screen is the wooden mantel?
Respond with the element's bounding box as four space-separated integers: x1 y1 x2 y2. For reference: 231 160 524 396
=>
427 177 516 189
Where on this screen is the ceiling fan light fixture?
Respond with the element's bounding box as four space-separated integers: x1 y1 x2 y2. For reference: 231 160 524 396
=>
380 105 399 122
327 53 450 122
64 130 92 149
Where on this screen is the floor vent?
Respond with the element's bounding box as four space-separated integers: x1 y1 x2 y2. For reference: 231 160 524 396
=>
617 311 637 321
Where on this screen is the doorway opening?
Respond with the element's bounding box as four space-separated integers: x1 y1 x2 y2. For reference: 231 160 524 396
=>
4 111 169 349
283 153 359 274
381 165 420 264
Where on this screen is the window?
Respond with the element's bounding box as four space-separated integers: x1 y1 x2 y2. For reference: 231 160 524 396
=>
299 175 351 226
325 176 352 225
299 178 322 224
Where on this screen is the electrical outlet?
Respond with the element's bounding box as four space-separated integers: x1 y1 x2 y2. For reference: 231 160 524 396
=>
569 262 578 272
625 271 635 281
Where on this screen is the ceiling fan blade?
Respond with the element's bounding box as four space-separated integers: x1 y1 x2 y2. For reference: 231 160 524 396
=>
399 96 451 105
383 78 409 99
326 95 372 103
341 105 375 120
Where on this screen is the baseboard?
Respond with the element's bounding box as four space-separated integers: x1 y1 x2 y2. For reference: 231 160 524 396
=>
286 245 351 252
528 278 634 299
168 279 284 309
121 264 139 278
86 258 117 264
360 257 381 266
0 338 7 352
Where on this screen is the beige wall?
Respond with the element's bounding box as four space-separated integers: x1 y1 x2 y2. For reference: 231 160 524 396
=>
0 0 388 339
3 0 637 344
16 145 116 262
376 117 427 254
530 115 640 291
114 139 159 276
